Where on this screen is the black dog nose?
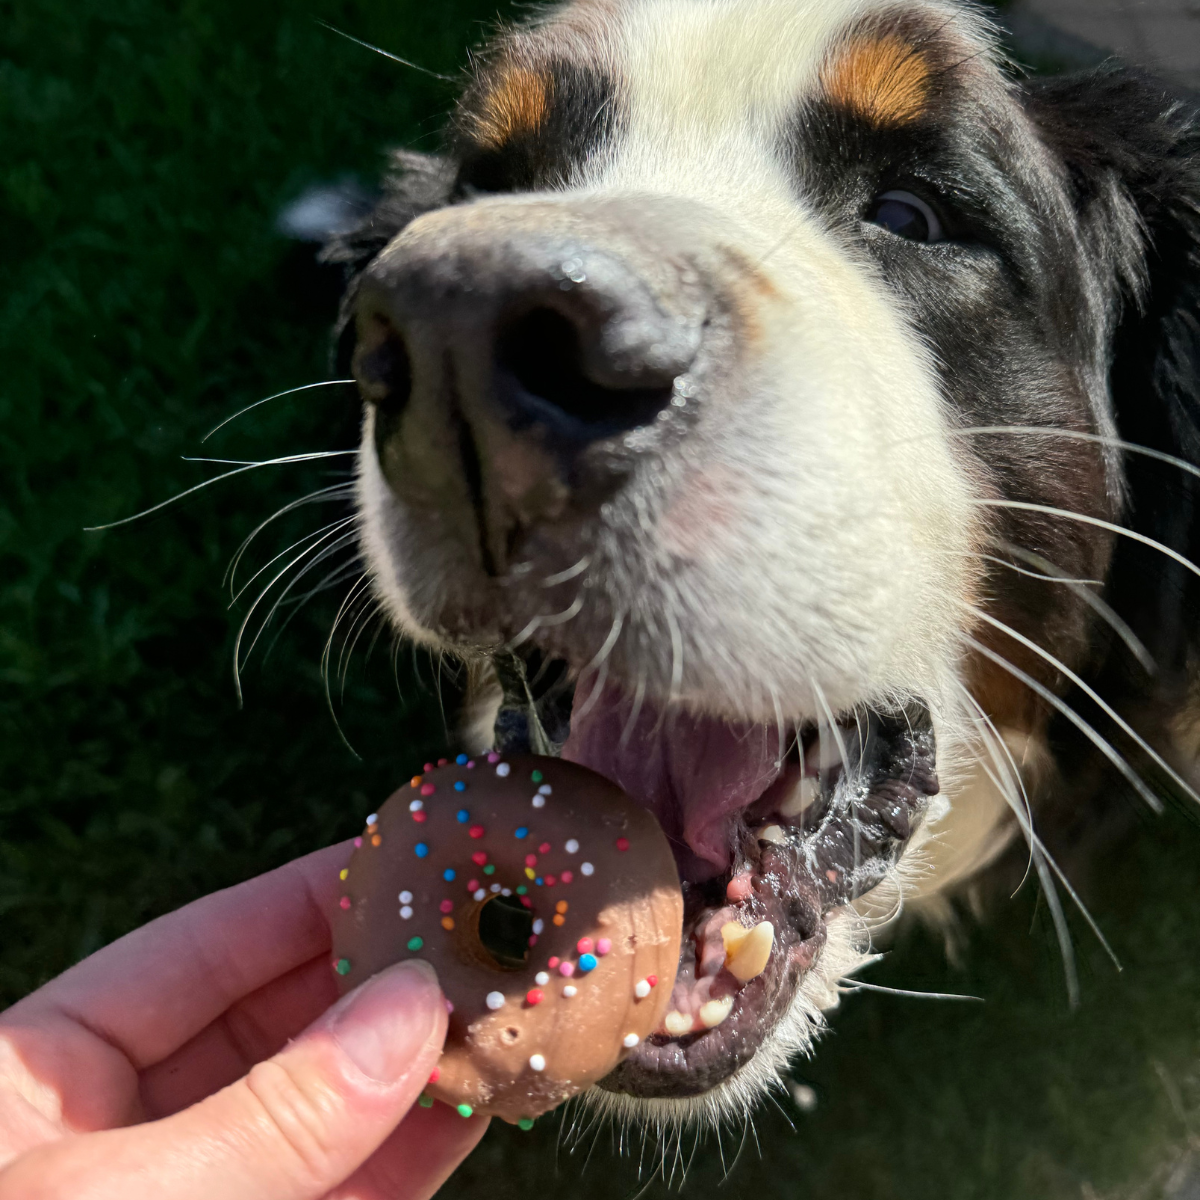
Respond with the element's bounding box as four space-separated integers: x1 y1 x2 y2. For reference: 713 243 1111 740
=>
352 218 702 444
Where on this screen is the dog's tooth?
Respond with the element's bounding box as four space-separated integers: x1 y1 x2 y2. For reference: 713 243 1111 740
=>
779 775 819 818
724 921 774 983
698 996 734 1029
664 1010 695 1036
721 921 749 956
757 824 787 845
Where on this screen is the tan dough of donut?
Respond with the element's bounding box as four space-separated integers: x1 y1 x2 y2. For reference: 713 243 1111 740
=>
330 754 683 1122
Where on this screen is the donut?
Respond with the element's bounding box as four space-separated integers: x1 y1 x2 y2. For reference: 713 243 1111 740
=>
330 753 683 1123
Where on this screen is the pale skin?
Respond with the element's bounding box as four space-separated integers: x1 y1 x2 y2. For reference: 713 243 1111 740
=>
0 842 488 1199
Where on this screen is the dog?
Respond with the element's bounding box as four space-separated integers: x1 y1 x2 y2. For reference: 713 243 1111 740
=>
316 0 1200 1128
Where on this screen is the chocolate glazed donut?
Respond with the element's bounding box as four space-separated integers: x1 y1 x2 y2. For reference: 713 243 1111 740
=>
331 754 683 1123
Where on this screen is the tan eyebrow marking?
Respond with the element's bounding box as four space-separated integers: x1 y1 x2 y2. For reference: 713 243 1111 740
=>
472 67 551 148
821 35 930 127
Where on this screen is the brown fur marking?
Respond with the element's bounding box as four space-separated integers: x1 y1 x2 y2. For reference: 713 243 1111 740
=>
473 67 551 148
821 36 930 127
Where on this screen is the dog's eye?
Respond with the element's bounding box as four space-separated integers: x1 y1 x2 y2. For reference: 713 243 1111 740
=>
866 190 944 243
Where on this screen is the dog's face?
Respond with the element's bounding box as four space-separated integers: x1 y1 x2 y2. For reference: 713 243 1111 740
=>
334 0 1200 1120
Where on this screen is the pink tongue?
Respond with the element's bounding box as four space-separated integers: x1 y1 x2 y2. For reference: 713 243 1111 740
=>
561 684 783 872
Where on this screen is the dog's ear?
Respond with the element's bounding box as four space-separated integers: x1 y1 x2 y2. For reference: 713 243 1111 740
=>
322 150 457 372
1024 66 1200 700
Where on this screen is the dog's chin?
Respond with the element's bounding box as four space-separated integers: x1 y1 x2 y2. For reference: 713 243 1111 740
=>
496 671 940 1111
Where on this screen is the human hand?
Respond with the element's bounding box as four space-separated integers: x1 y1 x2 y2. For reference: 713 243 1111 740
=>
0 843 488 1199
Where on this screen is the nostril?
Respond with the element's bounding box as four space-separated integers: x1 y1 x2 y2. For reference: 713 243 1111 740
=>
496 307 675 436
352 315 413 417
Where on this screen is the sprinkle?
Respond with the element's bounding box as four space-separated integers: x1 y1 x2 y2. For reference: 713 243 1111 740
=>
445 999 455 1013
565 839 579 854
581 862 595 876
529 1054 546 1072
502 888 512 896
596 938 612 956
647 974 657 987
490 882 501 893
538 784 552 795
371 835 382 847
515 826 529 839
472 851 488 866
429 1068 440 1083
407 937 424 951
419 1094 433 1107
469 825 485 839
353 837 362 848
457 1104 473 1118
412 812 427 823
519 1118 535 1131
539 843 551 854
532 919 545 935
457 810 470 823
339 896 351 910
443 868 456 882
536 878 544 887
559 962 575 977
454 781 466 792
438 758 448 766
544 876 557 887
577 937 593 954
335 958 352 975
553 914 565 926
484 865 496 876
486 991 506 1010
414 843 429 858
560 871 574 884
634 979 651 999
548 956 560 968
554 901 568 915
532 796 546 809
525 854 538 867
616 837 630 852
578 953 598 973
410 800 424 812
516 886 528 895
525 867 536 880
467 879 479 891
531 770 544 783
562 985 577 998
474 888 487 901
440 899 454 913
424 762 434 772
520 896 533 908
456 753 469 765
535 971 550 985
496 763 511 777
411 776 422 788
623 1033 640 1048
400 890 413 904
487 752 500 763
526 989 544 1006
528 934 538 946
339 868 349 881
421 783 436 796
400 906 414 919
366 812 378 825
441 917 455 930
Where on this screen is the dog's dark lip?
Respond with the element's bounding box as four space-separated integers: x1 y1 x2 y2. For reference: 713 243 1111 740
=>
492 660 938 1100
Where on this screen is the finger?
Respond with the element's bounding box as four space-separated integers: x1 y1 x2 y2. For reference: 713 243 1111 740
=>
0 960 448 1200
139 953 337 1119
329 1101 490 1200
4 841 353 1073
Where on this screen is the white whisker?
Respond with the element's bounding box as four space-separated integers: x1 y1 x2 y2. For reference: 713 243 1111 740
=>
201 379 354 443
839 978 984 1002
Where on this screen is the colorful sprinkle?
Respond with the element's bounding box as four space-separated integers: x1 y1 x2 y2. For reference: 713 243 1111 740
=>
467 878 479 892
412 812 427 823
411 776 423 788
457 1104 473 1118
457 810 470 823
616 837 630 852
474 888 487 901
438 758 448 766
538 784 553 795
532 919 545 935
409 799 424 812
472 851 488 866
339 868 349 881
596 938 612 956
577 937 593 954
565 839 580 854
419 1094 434 1108
486 991 506 1010
456 753 469 765
490 882 501 893
469 825 486 839
647 974 658 987
371 835 383 847
532 794 546 809
535 971 550 985
526 989 544 1006
536 878 544 887
366 812 379 825
483 864 496 876
559 962 575 977
400 906 414 919
519 1118 535 1131
623 1033 640 1049
553 914 565 926
548 956 560 968
562 985 577 998
339 896 351 910
414 843 429 858
578 953 598 973
454 780 467 792
525 854 538 867
443 868 456 882
466 760 476 769
539 843 551 854
424 762 434 772
441 917 455 931
496 763 511 777
515 826 529 839
581 862 595 876
487 752 501 763
528 934 538 946
525 867 536 880
516 886 528 895
335 958 352 976
529 1054 546 1072
531 770 544 783
440 899 454 913
445 999 455 1014
520 896 533 908
353 837 362 848
560 871 574 884
544 876 557 887
400 891 413 903
555 901 568 915
407 936 424 951
429 1068 441 1083
421 783 435 796
634 979 651 999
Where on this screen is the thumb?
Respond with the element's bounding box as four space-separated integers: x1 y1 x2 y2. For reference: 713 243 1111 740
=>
0 959 450 1200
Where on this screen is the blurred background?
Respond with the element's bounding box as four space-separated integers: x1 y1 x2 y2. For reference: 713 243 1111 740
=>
5 1 1200 1196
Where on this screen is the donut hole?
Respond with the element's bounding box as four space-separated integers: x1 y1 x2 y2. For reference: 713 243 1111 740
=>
502 1026 521 1045
476 893 534 970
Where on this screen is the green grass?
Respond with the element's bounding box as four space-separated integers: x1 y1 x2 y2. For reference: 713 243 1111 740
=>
5 3 1200 1197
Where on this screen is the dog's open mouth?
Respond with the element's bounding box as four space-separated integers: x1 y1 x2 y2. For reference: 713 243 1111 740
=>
491 659 939 1099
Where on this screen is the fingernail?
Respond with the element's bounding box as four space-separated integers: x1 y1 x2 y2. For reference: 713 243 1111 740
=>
329 959 443 1083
